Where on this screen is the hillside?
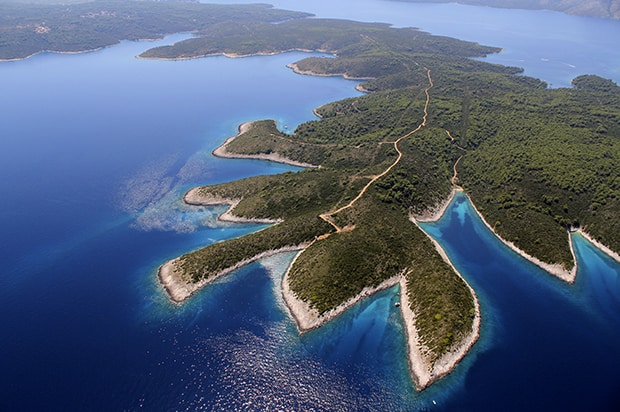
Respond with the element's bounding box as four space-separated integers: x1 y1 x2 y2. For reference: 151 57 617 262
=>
393 0 620 19
0 1 309 60
140 15 620 388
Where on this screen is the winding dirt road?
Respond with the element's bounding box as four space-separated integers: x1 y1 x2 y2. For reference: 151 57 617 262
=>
319 67 434 233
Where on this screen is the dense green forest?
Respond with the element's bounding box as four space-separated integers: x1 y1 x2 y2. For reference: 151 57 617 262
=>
149 16 620 364
146 17 620 269
0 1 309 60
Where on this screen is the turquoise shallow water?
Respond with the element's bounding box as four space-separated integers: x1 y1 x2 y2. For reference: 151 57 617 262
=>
1 3 620 410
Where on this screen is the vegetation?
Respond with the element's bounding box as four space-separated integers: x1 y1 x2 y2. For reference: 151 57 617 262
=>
140 18 500 60
136 14 620 366
0 1 309 60
8 2 618 371
192 116 474 362
159 20 496 363
459 76 620 264
141 15 620 362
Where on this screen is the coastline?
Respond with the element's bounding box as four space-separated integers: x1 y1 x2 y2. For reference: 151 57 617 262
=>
574 229 620 264
158 245 308 304
140 47 330 62
409 192 482 390
411 188 458 223
0 45 109 63
287 61 374 82
212 121 318 168
281 256 401 331
464 192 577 283
164 183 481 390
184 187 281 224
3 32 190 63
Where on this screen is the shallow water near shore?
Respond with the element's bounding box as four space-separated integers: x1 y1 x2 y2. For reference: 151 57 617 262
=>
2 3 620 411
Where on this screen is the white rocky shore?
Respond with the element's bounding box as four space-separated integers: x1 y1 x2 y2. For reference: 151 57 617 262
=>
409 188 482 389
462 191 578 283
184 188 280 224
574 229 620 264
212 121 317 168
161 182 482 390
163 124 620 391
158 245 307 304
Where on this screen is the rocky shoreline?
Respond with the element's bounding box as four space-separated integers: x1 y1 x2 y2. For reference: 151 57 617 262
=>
212 121 318 168
464 192 577 283
409 190 482 390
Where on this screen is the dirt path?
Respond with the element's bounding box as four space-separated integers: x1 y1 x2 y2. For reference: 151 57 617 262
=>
319 68 434 233
445 130 467 187
451 155 463 186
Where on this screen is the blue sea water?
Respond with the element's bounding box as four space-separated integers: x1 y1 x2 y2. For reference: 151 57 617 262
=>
420 193 620 411
1 3 620 411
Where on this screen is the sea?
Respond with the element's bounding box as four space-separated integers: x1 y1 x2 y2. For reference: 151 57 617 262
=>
1 1 619 410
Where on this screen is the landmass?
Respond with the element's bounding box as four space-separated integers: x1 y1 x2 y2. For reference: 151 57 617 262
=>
6 2 619 390
0 1 310 61
143 16 620 388
392 0 620 20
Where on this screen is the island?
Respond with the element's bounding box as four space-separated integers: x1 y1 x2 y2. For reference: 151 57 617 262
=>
5 1 619 390
145 16 620 389
0 1 310 61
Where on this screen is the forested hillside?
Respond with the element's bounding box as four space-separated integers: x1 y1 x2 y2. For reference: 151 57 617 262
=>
0 1 309 60
148 17 619 372
393 0 620 19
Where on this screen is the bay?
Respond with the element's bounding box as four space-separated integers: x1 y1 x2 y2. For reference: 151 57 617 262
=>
419 193 620 411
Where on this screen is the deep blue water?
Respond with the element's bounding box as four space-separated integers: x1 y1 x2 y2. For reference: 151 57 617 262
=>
1 3 620 411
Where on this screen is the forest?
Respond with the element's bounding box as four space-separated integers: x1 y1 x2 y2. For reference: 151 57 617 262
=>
149 17 619 365
0 1 309 60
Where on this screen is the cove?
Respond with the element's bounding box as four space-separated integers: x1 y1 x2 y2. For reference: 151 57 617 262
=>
419 191 620 411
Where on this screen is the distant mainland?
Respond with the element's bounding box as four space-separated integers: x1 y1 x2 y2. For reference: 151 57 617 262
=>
392 0 620 20
4 1 619 390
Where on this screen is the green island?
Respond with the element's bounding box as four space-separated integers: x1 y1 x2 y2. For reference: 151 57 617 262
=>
0 1 309 61
149 15 620 389
5 1 619 390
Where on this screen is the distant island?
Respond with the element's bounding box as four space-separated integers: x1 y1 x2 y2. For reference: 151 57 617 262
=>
0 1 309 61
5 1 619 390
392 0 620 19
